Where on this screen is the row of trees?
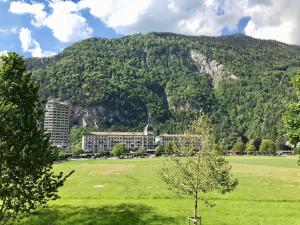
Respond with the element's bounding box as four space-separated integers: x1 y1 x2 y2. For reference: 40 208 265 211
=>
231 139 277 155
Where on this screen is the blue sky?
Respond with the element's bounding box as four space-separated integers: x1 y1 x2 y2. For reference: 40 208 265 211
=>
0 0 298 58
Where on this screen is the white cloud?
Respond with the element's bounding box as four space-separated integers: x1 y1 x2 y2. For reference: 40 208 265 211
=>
19 28 55 57
10 27 17 34
244 0 300 45
78 0 245 36
10 0 93 43
9 0 300 45
0 26 18 34
78 0 300 45
10 1 47 27
44 0 93 42
0 50 8 56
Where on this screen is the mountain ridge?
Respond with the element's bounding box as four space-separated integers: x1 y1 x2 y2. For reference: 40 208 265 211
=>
25 32 300 147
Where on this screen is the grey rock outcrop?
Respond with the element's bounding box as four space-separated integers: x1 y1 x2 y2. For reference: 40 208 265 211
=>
190 50 237 87
70 105 102 128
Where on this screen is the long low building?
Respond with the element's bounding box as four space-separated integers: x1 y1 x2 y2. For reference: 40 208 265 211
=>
82 125 155 153
155 134 184 146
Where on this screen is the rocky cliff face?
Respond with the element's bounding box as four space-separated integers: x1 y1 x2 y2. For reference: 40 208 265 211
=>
70 105 102 128
190 50 237 87
69 105 141 129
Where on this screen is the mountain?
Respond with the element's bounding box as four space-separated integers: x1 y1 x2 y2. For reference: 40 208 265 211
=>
25 32 300 147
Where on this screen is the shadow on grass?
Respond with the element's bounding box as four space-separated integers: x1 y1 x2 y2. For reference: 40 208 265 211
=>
18 203 177 225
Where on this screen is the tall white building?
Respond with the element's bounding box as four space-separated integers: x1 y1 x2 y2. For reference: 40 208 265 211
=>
44 98 70 148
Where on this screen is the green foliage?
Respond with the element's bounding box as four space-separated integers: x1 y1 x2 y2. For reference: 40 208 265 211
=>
275 136 291 150
72 144 84 156
161 116 238 223
232 141 246 154
282 102 300 146
58 151 73 160
253 138 262 151
155 145 164 156
282 72 300 147
163 141 175 155
246 141 256 155
135 147 146 157
294 147 300 155
26 33 300 141
97 150 110 158
112 144 129 158
260 139 276 154
0 53 73 224
282 71 300 164
69 126 96 147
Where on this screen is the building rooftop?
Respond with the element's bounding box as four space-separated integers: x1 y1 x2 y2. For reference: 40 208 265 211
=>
159 134 185 137
46 98 69 106
89 131 147 136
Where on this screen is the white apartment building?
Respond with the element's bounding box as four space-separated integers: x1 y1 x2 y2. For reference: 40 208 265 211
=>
44 98 70 148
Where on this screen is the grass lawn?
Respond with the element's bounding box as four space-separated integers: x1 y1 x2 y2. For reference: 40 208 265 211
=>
18 156 300 225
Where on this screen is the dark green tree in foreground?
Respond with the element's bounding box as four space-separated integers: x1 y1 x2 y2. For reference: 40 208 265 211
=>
0 53 73 224
161 116 238 225
112 144 129 158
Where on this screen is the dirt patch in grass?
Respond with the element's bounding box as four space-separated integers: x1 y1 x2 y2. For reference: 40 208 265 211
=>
101 165 136 176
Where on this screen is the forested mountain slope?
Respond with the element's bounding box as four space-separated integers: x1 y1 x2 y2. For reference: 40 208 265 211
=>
25 33 300 147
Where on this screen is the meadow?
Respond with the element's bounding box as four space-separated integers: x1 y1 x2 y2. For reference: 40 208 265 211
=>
18 156 300 225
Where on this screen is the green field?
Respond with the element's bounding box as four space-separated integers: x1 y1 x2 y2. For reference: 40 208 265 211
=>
18 156 300 225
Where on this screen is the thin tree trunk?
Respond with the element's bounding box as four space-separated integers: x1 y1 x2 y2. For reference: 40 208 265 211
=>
194 196 198 225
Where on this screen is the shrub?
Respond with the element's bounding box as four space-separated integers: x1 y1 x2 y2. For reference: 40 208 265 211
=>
232 141 246 155
260 139 276 154
246 142 256 155
112 144 129 158
155 145 164 156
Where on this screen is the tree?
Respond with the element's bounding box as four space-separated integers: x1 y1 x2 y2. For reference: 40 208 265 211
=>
69 126 96 149
282 102 300 147
282 72 300 147
232 140 245 155
161 116 238 225
72 144 84 156
246 141 256 155
236 133 248 144
164 141 175 155
260 139 276 154
253 137 262 151
282 72 300 165
97 150 106 158
112 144 128 158
135 147 146 157
155 145 164 156
0 53 73 224
275 136 291 151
